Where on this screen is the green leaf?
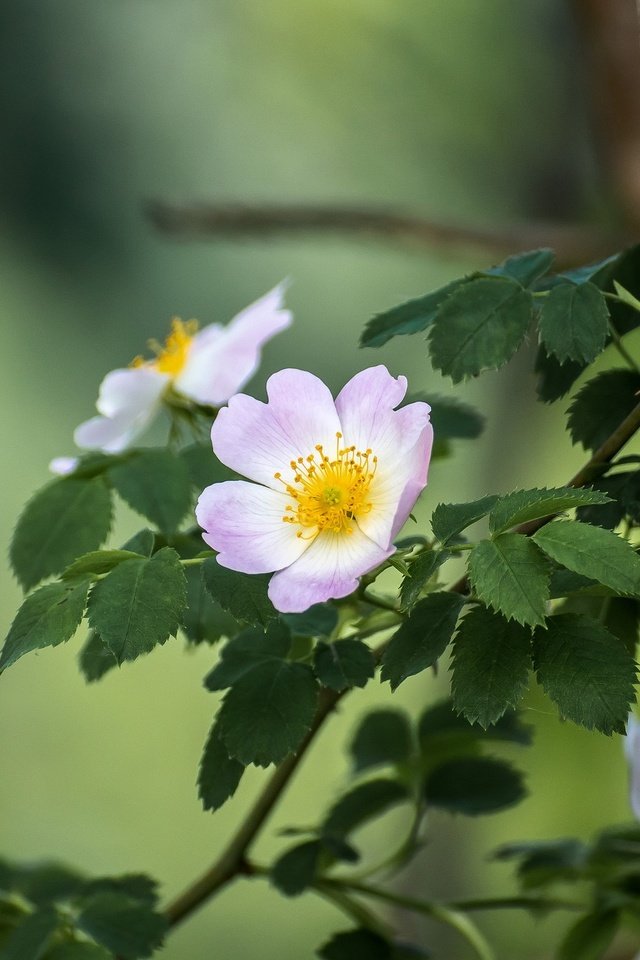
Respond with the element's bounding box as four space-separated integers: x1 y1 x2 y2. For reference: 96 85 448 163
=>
558 910 618 960
45 944 111 960
0 907 58 960
451 607 532 727
360 278 466 348
217 660 318 767
492 838 587 888
282 604 338 637
415 395 485 440
349 709 413 772
488 486 611 535
78 633 117 683
485 248 555 287
431 496 499 544
313 640 375 692
322 778 408 837
202 558 278 628
79 874 158 907
418 698 532 746
533 614 636 734
428 277 533 382
468 535 551 627
577 470 640 529
11 477 113 591
558 253 618 286
182 566 238 646
425 757 526 815
271 840 322 897
1 579 90 670
180 443 237 490
567 370 640 451
204 622 290 690
109 450 192 536
61 550 143 581
87 548 187 664
399 550 449 611
381 593 465 690
588 244 640 335
11 862 85 905
318 928 392 960
76 893 167 960
121 529 155 557
538 282 609 363
533 520 640 596
534 345 586 403
197 723 245 812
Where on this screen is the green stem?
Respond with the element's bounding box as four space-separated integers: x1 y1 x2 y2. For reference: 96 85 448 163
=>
450 895 582 913
313 881 395 939
607 319 640 372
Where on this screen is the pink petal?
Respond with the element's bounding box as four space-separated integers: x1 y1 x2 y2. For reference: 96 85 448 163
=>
335 365 408 456
195 480 310 573
211 369 342 489
268 526 393 613
175 281 292 406
626 714 640 820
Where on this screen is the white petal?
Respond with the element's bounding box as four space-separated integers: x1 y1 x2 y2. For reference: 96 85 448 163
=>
627 714 640 820
268 526 392 613
74 413 144 453
95 367 168 417
175 281 292 406
49 456 79 476
195 480 310 573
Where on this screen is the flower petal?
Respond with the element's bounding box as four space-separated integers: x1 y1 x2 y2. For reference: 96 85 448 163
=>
175 281 293 406
74 367 167 452
335 365 409 454
196 480 310 573
74 413 144 453
212 368 341 489
49 456 79 476
268 526 393 613
626 714 640 820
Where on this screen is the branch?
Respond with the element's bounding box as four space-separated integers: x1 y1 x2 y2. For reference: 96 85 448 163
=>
145 201 631 269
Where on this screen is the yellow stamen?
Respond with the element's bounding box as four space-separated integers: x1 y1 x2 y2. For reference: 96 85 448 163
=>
130 318 198 378
274 432 377 538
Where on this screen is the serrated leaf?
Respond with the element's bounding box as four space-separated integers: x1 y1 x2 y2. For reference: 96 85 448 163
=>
568 369 640 451
202 558 277 627
87 548 187 664
538 282 609 363
271 840 322 897
120 529 155 557
322 778 408 837
0 907 58 960
197 723 245 812
11 477 113 590
204 622 290 691
45 944 111 960
468 535 551 627
61 550 143 581
318 928 392 960
180 443 237 490
217 660 318 767
577 471 640 529
78 632 117 683
485 248 555 286
451 607 532 727
182 566 238 645
425 757 526 815
76 893 166 960
431 496 498 545
429 277 533 382
282 604 338 637
534 345 586 403
533 520 640 596
1 579 90 670
557 910 618 960
381 592 465 690
488 487 611 534
399 550 449 611
360 278 467 348
109 450 192 536
349 709 413 772
79 874 158 907
533 614 636 734
313 640 375 692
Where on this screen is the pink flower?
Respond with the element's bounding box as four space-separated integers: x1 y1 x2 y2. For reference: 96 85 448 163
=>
196 365 433 613
625 714 640 819
70 282 292 455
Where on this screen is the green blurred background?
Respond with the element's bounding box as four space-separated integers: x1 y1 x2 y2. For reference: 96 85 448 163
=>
0 2 634 957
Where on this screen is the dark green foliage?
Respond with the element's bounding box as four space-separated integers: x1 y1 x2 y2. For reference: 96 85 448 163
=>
493 839 588 888
197 723 245 811
217 660 318 766
61 550 144 581
557 911 618 960
538 282 609 363
313 639 375 691
534 346 586 403
567 369 640 451
204 622 290 690
11 863 85 905
322 779 408 838
108 450 193 536
76 893 167 959
78 633 117 683
202 558 278 627
0 907 58 960
428 277 533 382
87 548 187 664
431 495 498 544
180 442 237 490
318 928 393 960
587 243 640 334
425 757 526 815
45 944 111 960
80 875 158 906
360 278 466 348
533 520 640 596
399 550 449 611
577 469 640 529
488 487 611 535
1 579 90 670
485 248 555 286
349 709 413 772
283 604 339 637
533 614 637 734
468 535 551 627
418 699 532 746
451 607 532 727
423 395 485 441
381 593 465 689
11 477 113 590
271 840 322 896
182 565 238 645
120 529 155 557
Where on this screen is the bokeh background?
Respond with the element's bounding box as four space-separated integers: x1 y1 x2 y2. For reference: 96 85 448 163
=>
1 2 637 957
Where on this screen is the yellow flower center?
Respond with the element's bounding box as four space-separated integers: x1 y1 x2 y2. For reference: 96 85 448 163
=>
274 432 377 538
130 318 198 378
